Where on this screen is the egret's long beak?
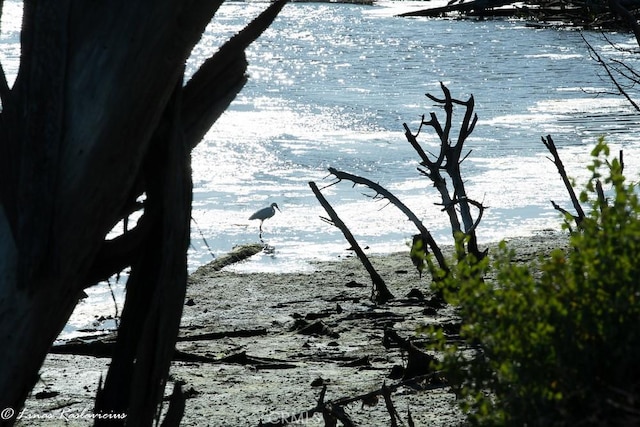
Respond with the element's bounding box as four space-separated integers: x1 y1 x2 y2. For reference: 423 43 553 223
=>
275 205 281 212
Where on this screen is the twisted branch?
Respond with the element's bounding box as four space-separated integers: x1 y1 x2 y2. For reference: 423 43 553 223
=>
327 167 449 276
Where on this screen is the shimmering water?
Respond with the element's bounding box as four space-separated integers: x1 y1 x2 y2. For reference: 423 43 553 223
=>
187 1 640 273
2 1 640 335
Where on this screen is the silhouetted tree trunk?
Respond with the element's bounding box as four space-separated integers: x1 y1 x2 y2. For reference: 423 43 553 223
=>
0 1 287 424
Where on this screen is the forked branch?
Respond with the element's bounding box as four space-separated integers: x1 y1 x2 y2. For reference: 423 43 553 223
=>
542 135 586 226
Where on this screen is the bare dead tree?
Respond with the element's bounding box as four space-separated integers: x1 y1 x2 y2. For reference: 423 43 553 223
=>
543 134 625 230
310 84 486 286
403 82 486 259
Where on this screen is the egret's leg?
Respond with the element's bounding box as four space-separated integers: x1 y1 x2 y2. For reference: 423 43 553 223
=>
259 220 264 243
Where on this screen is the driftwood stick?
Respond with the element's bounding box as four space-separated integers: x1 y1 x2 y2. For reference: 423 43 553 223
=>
327 167 449 275
309 181 394 304
407 408 416 427
381 382 401 427
542 135 585 225
176 328 267 342
207 243 263 271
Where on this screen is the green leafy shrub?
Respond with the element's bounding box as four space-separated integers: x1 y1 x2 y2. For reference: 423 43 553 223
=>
429 140 640 426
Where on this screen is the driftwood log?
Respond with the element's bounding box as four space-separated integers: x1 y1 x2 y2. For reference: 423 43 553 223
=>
191 243 264 275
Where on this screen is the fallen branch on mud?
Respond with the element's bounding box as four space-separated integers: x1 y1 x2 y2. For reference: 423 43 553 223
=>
191 243 264 275
50 329 293 368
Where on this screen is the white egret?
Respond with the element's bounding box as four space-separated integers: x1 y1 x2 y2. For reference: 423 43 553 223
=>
249 202 281 235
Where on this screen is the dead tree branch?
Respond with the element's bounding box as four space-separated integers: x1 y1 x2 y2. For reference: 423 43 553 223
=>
327 167 449 277
582 33 640 112
309 181 394 304
404 122 461 237
542 135 586 227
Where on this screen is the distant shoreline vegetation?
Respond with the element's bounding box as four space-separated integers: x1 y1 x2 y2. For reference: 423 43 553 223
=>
291 0 375 5
400 0 640 32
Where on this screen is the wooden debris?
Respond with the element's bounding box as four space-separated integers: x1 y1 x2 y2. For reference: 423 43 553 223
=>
191 243 264 276
383 328 437 380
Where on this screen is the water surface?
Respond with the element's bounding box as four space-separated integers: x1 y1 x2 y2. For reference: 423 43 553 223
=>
2 1 639 336
187 1 640 273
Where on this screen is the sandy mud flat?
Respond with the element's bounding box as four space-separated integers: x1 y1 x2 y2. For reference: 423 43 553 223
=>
17 230 566 426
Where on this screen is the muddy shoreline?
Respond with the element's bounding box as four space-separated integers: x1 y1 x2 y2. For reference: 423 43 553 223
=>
18 230 567 426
